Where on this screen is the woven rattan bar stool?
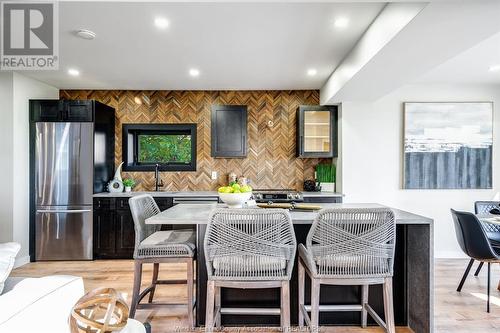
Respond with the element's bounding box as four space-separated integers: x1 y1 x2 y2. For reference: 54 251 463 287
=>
129 194 196 327
298 208 396 333
204 208 296 332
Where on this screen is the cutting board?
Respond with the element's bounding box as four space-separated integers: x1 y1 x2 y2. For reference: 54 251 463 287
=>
256 203 322 211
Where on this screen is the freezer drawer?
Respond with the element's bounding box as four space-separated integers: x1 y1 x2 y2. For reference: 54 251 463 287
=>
35 207 93 260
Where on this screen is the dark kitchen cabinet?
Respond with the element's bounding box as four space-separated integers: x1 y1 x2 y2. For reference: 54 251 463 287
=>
30 100 62 121
63 100 94 121
30 99 94 122
296 105 338 158
93 196 173 259
93 209 115 258
115 209 136 257
211 105 247 157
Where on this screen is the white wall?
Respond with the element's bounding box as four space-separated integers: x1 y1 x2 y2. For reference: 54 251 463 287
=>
341 83 500 258
0 73 59 266
0 73 14 245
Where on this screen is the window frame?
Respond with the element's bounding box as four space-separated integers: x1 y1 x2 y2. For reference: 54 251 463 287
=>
122 123 197 172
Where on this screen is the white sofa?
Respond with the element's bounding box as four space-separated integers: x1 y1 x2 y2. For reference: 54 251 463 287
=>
0 275 147 333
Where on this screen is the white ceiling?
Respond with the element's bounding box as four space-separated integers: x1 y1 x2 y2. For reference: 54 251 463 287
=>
21 1 385 90
415 30 500 85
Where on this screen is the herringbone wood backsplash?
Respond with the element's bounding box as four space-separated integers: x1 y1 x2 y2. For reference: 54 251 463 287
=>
60 90 329 191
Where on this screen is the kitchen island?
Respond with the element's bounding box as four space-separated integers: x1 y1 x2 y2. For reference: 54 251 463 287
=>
146 203 433 333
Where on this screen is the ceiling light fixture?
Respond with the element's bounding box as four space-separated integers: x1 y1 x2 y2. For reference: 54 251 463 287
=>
68 68 80 76
334 17 349 29
307 68 317 76
75 29 96 40
489 64 500 72
189 68 200 77
154 17 169 29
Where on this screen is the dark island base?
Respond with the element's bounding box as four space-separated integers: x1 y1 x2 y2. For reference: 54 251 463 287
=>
196 224 431 332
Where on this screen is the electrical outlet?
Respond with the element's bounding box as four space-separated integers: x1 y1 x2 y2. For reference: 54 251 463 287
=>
211 171 218 180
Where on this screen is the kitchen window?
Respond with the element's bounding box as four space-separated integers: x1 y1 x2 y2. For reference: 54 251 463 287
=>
122 124 197 171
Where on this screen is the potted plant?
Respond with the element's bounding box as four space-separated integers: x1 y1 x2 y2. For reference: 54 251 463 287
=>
122 178 136 193
316 163 336 192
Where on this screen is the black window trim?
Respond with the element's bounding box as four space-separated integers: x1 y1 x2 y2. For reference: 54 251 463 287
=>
122 123 197 172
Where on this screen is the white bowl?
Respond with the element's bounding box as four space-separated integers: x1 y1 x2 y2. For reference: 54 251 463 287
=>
218 192 252 208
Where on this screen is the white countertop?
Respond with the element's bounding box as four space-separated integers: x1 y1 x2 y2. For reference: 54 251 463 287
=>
93 191 220 197
145 203 433 225
93 191 343 198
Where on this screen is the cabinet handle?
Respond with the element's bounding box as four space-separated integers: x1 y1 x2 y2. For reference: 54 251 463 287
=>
37 209 92 213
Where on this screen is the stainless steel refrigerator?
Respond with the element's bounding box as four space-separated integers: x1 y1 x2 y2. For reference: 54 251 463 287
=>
31 100 114 261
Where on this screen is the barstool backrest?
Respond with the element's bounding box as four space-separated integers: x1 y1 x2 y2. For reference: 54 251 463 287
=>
129 194 161 257
204 208 296 280
306 208 396 278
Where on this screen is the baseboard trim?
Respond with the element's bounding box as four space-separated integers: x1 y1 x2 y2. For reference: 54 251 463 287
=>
14 255 30 268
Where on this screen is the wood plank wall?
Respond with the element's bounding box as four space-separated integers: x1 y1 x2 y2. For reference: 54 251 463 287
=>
60 90 328 191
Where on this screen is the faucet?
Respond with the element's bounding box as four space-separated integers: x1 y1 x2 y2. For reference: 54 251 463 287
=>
154 164 164 191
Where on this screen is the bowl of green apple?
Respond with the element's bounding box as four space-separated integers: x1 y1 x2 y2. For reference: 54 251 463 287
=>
218 183 253 208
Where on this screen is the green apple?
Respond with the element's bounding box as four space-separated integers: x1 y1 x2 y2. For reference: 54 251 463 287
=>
240 185 252 193
231 183 241 191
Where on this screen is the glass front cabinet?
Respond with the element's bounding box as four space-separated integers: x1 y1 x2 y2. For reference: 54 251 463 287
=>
296 105 338 158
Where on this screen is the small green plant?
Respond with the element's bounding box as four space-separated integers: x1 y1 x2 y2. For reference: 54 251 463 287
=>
316 163 336 183
122 178 136 188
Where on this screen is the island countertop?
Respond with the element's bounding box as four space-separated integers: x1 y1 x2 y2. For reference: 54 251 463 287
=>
146 202 433 225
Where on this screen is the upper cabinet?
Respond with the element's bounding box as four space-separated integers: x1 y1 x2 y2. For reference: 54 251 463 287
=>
30 100 94 122
296 105 338 158
211 105 247 158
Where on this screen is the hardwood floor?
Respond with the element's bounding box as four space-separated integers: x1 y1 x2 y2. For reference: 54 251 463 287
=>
12 258 499 333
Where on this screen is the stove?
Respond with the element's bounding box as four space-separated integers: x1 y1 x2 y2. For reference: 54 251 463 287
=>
252 189 303 203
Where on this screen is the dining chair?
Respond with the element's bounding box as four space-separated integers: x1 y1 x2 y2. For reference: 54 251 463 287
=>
204 208 296 332
451 208 500 312
456 201 500 292
298 208 396 333
128 194 196 327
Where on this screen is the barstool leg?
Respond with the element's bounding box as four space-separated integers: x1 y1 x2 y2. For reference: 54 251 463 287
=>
475 262 484 276
487 262 491 313
383 277 396 333
310 279 320 333
281 281 290 332
361 285 369 328
205 280 215 333
214 286 221 327
187 259 195 328
148 263 159 303
130 260 143 318
298 259 305 328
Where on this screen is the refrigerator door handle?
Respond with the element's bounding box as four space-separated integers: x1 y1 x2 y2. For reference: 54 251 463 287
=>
36 209 92 213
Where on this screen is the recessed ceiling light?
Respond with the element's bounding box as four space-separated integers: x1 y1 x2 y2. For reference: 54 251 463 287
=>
154 17 169 29
489 64 500 72
68 68 80 76
334 17 349 29
189 68 200 77
75 29 96 40
307 68 317 76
